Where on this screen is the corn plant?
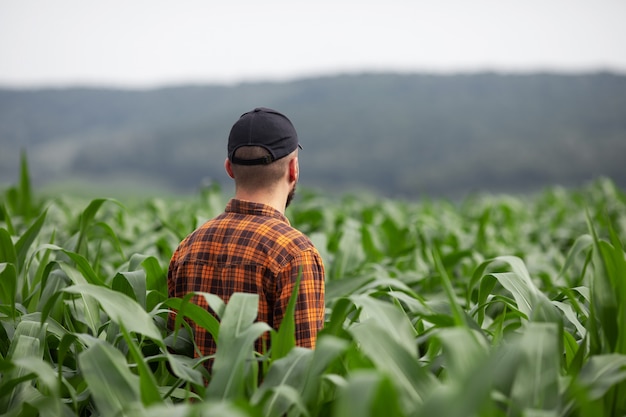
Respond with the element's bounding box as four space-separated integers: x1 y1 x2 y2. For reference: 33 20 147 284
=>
1 159 625 416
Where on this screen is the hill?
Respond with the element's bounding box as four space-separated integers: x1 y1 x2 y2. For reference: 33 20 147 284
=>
1 72 625 198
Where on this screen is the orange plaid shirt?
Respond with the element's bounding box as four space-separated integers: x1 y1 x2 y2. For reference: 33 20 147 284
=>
167 199 325 365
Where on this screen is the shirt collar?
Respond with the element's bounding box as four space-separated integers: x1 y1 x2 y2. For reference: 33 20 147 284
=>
225 199 290 225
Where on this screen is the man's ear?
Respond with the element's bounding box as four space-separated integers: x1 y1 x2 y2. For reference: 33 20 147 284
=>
288 157 299 183
224 158 235 179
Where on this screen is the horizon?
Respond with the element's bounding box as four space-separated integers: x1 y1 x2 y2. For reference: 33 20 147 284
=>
1 68 624 92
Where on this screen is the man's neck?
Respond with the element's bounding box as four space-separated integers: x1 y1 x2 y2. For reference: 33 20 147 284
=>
234 189 286 214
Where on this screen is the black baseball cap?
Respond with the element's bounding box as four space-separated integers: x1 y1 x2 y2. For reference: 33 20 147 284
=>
228 107 302 165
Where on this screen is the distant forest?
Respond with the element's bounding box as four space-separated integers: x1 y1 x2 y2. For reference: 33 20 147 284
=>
1 72 625 199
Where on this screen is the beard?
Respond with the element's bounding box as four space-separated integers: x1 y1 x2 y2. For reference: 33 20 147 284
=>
285 183 297 208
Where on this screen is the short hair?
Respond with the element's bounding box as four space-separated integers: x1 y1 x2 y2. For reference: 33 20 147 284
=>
230 146 293 189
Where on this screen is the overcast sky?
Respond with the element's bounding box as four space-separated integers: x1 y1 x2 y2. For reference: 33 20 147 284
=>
1 0 626 88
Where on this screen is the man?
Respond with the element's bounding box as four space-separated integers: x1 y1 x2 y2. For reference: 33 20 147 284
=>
167 107 325 370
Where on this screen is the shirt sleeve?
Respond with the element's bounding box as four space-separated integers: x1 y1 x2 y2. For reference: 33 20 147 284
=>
274 248 325 349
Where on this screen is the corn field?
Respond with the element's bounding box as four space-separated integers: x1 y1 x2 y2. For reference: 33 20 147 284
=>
1 158 626 417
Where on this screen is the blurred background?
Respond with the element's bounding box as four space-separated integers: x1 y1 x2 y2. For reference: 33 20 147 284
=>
1 0 625 200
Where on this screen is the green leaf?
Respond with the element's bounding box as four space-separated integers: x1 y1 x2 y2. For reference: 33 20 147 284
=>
348 294 417 353
14 209 47 273
114 269 147 307
0 203 15 235
207 293 272 400
112 271 139 302
78 341 142 416
360 224 385 262
140 254 167 298
329 218 366 279
18 150 35 219
348 320 437 415
166 293 222 344
0 335 41 413
0 228 17 267
509 322 561 413
558 234 593 285
253 337 350 413
585 208 626 417
92 220 127 261
436 327 489 379
301 335 349 407
164 351 205 387
10 357 59 397
60 250 105 286
261 385 310 417
8 320 47 359
334 370 404 417
74 198 123 254
553 300 586 339
63 283 162 341
58 265 101 334
120 325 162 406
432 247 467 327
563 330 580 369
253 348 312 417
574 354 626 401
138 401 255 417
271 271 301 361
416 329 520 417
0 263 17 318
491 271 536 318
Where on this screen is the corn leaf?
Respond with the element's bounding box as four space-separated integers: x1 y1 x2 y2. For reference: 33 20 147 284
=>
509 322 561 414
120 325 162 406
166 293 222 343
14 209 47 274
78 341 142 416
349 320 437 415
0 263 17 319
207 293 272 400
334 370 403 417
0 228 17 268
252 348 311 417
63 283 162 341
271 271 301 361
0 335 41 413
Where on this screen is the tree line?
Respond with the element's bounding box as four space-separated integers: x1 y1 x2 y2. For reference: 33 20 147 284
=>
1 71 625 198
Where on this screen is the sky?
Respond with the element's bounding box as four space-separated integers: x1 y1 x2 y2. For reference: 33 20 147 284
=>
1 0 626 88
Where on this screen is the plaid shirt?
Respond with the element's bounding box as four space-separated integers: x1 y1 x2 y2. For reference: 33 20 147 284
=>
168 199 325 366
